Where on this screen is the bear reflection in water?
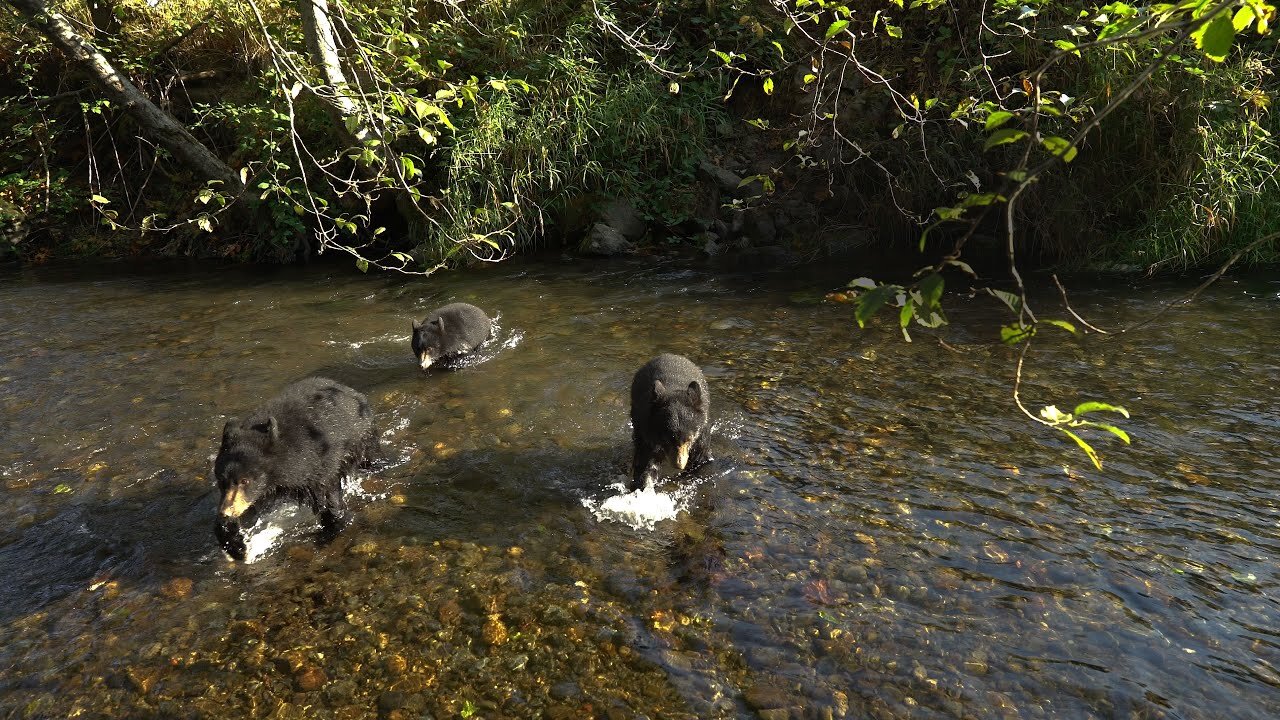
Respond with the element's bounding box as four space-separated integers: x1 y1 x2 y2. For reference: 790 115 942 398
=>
214 377 378 561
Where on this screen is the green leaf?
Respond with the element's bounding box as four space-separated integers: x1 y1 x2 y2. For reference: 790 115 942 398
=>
1060 428 1102 469
983 129 1028 151
1193 11 1235 62
91 194 109 204
1000 323 1034 344
899 299 915 341
1041 318 1077 334
53 483 72 494
855 285 896 328
803 73 817 85
825 19 850 39
1040 136 1079 163
885 23 903 38
1053 39 1081 56
763 77 775 95
1233 6 1256 32
984 111 1014 131
1072 402 1130 418
848 277 878 289
356 258 369 273
944 258 977 277
1082 421 1131 444
985 288 1023 315
918 273 944 310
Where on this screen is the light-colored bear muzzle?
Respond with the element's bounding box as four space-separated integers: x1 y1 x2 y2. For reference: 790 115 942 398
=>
675 440 693 471
419 353 434 370
219 485 252 519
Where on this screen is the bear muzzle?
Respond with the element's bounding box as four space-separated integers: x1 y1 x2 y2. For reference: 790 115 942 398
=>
218 485 253 519
675 440 694 471
419 353 434 370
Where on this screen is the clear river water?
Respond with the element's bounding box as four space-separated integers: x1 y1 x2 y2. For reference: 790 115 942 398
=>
0 258 1277 720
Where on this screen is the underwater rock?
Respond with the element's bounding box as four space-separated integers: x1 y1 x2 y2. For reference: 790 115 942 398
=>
159 577 193 600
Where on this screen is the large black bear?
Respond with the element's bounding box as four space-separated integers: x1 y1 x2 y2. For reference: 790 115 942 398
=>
411 302 492 370
629 354 711 491
214 377 377 560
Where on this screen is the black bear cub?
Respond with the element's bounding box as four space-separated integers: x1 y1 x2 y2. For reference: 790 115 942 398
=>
214 377 377 560
411 302 492 370
629 353 711 491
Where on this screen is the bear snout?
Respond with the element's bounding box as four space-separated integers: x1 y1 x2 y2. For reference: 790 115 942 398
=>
419 353 434 370
218 483 253 519
675 439 694 471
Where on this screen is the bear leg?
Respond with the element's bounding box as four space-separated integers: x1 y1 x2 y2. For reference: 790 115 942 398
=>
630 428 659 492
317 486 350 544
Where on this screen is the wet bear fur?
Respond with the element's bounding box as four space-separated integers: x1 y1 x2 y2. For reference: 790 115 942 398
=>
214 377 377 560
411 302 492 370
629 353 711 491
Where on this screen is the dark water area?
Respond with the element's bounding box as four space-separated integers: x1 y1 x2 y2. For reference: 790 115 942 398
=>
1 257 1278 719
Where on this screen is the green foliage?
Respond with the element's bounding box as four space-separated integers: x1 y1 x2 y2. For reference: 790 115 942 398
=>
1038 403 1132 470
0 0 736 265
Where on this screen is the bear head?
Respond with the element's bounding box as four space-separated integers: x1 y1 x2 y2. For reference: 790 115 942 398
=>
213 416 280 557
648 378 707 470
411 317 448 370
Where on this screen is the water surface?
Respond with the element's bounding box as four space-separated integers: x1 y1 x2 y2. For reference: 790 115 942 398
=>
1 259 1277 719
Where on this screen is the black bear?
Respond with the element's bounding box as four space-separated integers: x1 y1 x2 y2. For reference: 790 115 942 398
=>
629 353 711 491
411 302 493 370
214 377 377 560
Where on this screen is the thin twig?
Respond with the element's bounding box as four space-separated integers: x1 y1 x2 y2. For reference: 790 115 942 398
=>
1052 274 1111 334
1114 231 1280 335
1011 339 1050 426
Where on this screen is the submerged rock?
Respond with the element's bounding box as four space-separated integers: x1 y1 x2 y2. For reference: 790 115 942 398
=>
482 614 509 646
294 665 327 692
159 577 193 600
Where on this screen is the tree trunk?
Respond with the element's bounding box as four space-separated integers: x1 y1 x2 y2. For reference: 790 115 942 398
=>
298 0 369 143
6 0 243 194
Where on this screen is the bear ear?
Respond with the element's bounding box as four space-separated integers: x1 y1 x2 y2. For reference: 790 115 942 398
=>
432 316 445 333
652 379 666 402
265 416 280 444
222 419 238 440
411 319 421 332
686 380 704 410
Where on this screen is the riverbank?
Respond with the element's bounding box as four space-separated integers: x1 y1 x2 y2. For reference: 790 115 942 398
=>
2 0 1278 273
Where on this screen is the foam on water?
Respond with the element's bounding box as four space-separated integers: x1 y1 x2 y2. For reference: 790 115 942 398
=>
242 522 288 563
583 477 691 531
238 505 308 564
235 471 378 563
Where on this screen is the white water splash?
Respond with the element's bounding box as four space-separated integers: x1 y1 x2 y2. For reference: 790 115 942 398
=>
324 330 404 350
583 478 691 531
235 471 378 563
239 505 307 563
242 522 288 563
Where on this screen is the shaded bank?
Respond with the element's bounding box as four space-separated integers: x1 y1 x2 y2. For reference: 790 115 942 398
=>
1 0 1278 272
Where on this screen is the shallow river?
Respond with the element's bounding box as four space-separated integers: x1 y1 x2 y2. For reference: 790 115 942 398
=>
1 258 1277 720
